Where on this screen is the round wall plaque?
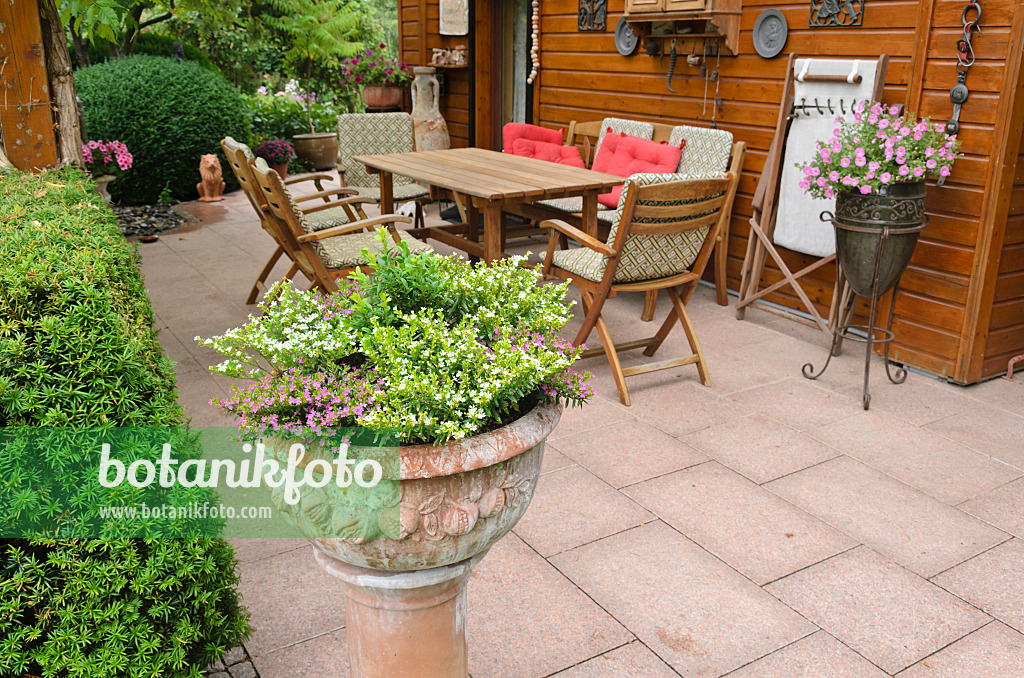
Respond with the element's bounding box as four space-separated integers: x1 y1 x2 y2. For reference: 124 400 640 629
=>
615 17 639 57
753 9 788 59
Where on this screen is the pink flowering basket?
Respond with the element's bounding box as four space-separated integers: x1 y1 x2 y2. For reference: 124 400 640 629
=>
82 140 133 178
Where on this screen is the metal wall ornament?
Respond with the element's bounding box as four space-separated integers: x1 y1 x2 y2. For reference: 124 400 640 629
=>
809 0 865 26
578 0 607 31
753 9 788 58
614 17 639 56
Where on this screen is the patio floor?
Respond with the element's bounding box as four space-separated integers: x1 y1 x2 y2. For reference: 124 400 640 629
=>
142 178 1024 678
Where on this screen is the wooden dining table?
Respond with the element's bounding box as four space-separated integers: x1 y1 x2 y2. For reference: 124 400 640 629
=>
355 147 624 263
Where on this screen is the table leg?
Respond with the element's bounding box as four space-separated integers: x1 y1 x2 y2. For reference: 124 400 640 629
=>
581 190 599 238
481 202 503 264
467 202 480 264
379 172 394 215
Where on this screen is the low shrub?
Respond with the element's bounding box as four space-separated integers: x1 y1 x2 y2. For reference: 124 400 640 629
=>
244 90 341 141
0 168 250 677
75 55 250 204
72 32 219 74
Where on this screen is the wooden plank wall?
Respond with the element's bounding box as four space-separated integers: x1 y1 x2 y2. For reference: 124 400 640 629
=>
399 0 473 147
400 0 1024 381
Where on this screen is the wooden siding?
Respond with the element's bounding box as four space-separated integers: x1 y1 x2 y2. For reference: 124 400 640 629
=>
400 0 1024 381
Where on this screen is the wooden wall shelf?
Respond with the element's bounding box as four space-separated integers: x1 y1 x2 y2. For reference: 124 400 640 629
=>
623 0 740 55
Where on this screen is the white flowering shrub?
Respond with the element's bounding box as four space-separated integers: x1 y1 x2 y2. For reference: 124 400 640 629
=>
199 233 592 444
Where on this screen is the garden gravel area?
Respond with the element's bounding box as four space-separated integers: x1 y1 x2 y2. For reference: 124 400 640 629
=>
113 203 192 237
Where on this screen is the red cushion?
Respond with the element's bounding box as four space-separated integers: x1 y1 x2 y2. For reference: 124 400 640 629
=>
511 139 586 168
590 131 626 174
597 136 684 207
503 123 563 152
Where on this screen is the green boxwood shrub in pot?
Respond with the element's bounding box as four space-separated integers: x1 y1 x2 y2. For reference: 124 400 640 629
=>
75 55 250 204
199 233 592 677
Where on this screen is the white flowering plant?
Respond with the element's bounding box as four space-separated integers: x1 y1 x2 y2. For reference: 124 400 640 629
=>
198 232 592 444
797 102 960 200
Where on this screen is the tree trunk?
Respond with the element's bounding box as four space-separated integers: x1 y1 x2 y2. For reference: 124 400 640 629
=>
305 58 315 134
118 5 146 56
70 26 90 68
39 0 84 168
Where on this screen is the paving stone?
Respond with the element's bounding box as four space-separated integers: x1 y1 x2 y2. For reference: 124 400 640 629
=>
960 477 1024 538
551 521 815 677
625 461 856 584
896 622 1024 677
549 395 635 441
468 533 632 678
767 455 1009 577
554 418 706 488
251 629 349 678
208 673 230 678
205 659 225 672
513 464 654 557
227 661 257 678
681 414 840 484
725 631 889 678
540 445 576 475
925 403 1024 471
222 646 246 666
730 377 859 431
808 411 1021 505
834 373 974 426
932 539 1024 633
238 546 346 657
551 641 679 677
228 538 309 564
767 546 989 674
625 379 750 437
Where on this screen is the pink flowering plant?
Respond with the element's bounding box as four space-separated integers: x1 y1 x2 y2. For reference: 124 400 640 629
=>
81 139 133 177
198 232 592 445
798 102 960 199
253 139 296 165
339 43 413 88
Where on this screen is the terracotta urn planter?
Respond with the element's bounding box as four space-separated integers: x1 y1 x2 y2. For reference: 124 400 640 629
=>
362 85 405 109
268 161 289 180
267 402 561 678
292 132 339 171
411 66 450 151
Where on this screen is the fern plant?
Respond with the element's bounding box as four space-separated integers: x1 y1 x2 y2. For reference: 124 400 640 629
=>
264 0 364 133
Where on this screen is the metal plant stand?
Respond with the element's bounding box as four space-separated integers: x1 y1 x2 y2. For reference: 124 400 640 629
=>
802 213 928 410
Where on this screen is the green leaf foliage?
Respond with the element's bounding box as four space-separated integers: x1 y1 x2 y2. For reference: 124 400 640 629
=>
243 93 341 142
71 32 220 74
74 55 251 204
0 168 250 676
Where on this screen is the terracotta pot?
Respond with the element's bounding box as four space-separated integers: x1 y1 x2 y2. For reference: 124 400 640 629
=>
92 175 116 203
267 161 289 179
292 132 339 171
266 402 561 678
411 67 450 151
362 85 405 109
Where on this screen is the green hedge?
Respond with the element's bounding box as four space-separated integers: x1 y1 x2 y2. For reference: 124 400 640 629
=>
0 168 250 677
243 93 341 143
75 55 250 204
72 33 219 74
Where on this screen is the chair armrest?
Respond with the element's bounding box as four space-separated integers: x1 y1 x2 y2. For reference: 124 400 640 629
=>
300 196 374 215
297 214 413 243
541 219 615 257
294 187 359 204
283 173 335 189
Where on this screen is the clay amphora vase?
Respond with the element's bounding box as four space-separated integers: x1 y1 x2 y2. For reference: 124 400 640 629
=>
411 67 451 152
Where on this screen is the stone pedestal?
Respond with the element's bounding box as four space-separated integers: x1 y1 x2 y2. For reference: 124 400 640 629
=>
315 549 484 678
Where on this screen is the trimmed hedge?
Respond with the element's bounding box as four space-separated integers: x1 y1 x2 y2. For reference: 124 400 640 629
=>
75 55 250 204
72 33 219 74
0 168 250 677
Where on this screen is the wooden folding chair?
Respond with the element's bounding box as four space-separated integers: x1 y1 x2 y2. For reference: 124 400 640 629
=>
250 158 432 294
222 137 369 303
542 170 740 406
736 54 889 336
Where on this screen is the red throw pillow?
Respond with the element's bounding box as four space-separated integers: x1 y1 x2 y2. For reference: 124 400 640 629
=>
511 139 586 168
597 136 684 207
503 123 563 152
590 130 626 174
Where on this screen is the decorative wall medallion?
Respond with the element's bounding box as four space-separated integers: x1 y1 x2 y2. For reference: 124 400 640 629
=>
578 0 607 31
753 9 788 58
614 17 638 56
809 0 864 26
440 0 469 35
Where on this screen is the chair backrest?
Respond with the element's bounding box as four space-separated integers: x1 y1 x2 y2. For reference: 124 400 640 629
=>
222 136 269 218
605 173 735 283
337 112 417 189
668 125 734 177
569 117 655 167
250 157 335 290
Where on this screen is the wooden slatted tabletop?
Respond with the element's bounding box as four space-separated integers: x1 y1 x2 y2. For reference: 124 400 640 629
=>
356 147 624 263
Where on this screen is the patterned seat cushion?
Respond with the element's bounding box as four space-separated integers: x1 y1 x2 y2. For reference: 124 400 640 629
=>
552 173 718 283
348 183 430 202
535 196 614 214
317 230 432 269
670 125 733 177
337 112 422 190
